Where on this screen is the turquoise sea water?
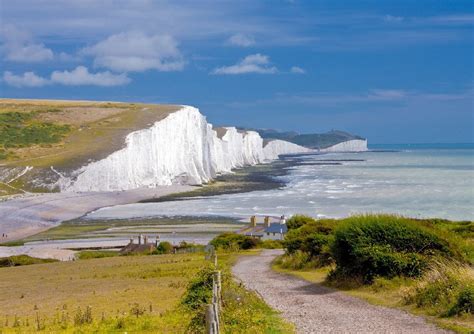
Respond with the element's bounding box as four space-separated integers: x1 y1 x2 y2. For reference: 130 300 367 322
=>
89 145 474 221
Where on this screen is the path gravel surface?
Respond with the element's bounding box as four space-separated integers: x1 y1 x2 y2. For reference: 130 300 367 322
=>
232 249 450 334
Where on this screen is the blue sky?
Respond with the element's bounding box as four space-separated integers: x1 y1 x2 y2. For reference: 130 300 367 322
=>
0 0 473 143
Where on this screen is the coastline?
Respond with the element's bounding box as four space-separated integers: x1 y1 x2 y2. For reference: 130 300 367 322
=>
0 185 195 242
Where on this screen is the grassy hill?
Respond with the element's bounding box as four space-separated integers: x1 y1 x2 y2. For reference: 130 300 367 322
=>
0 99 179 195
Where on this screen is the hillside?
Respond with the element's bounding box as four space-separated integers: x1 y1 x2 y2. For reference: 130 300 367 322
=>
249 128 365 149
0 99 309 195
0 99 178 195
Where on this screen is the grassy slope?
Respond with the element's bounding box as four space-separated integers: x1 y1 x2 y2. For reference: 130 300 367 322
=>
0 99 179 194
0 99 179 168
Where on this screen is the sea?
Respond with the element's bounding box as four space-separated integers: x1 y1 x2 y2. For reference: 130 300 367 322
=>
87 144 474 222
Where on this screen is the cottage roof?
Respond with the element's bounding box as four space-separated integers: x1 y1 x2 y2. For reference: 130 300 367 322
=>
265 223 288 234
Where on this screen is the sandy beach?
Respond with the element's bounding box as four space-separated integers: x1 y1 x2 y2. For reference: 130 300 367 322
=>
0 185 194 242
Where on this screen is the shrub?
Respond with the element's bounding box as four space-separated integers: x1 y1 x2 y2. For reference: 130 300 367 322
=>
404 261 474 317
331 215 462 282
447 285 474 316
282 219 335 268
210 233 261 250
286 214 316 230
181 267 214 311
155 241 174 254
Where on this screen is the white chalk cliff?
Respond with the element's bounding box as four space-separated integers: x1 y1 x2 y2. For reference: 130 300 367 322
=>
62 106 310 192
319 139 368 153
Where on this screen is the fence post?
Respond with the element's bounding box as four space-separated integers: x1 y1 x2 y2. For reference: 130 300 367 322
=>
205 304 215 334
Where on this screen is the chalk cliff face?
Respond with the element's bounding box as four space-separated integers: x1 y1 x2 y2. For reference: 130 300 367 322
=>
62 106 309 192
319 139 368 153
263 140 312 160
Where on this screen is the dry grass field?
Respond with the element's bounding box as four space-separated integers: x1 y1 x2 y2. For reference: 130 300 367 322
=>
0 253 205 332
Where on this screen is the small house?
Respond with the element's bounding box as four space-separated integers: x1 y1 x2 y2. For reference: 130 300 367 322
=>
120 235 158 255
237 215 288 240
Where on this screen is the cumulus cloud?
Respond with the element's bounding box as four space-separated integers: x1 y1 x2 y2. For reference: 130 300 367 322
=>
82 31 185 72
290 66 305 74
1 25 54 62
51 66 130 86
227 33 255 47
212 53 277 75
3 66 130 87
3 71 49 87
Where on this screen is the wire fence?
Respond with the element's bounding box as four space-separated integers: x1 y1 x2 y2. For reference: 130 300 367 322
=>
205 246 221 334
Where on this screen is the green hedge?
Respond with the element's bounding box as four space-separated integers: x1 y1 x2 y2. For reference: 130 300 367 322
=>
331 215 460 282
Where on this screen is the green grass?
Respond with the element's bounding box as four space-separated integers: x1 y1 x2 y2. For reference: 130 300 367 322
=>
76 250 119 260
0 111 70 150
0 250 293 333
0 255 58 267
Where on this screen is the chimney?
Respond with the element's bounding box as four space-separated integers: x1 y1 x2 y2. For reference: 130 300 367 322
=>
250 215 257 227
138 234 142 245
264 216 271 228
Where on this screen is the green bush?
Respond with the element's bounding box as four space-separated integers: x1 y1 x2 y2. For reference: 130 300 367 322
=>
210 233 261 250
446 285 474 316
282 219 335 268
286 214 316 230
181 267 214 311
331 215 461 282
155 241 174 254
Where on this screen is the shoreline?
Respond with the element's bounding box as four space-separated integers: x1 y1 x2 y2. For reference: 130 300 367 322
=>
0 185 195 242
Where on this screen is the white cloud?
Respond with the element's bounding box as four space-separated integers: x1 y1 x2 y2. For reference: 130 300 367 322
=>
290 66 305 74
4 66 130 87
368 89 407 100
82 31 185 72
212 53 277 75
51 66 130 86
227 33 255 47
3 71 49 87
383 15 404 23
1 25 53 62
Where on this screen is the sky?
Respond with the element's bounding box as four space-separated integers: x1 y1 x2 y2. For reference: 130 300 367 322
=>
0 0 473 144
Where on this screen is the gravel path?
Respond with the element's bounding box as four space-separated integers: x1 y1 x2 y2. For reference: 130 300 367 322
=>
232 249 450 334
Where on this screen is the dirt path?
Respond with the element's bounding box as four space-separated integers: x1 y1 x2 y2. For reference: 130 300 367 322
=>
232 249 450 334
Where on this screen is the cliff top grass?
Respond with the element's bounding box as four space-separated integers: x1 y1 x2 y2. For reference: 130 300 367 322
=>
0 98 179 169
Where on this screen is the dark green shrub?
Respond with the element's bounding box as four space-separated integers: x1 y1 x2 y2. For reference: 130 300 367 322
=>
331 215 459 282
286 214 316 230
447 285 474 316
181 267 214 310
155 241 173 254
210 233 261 250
